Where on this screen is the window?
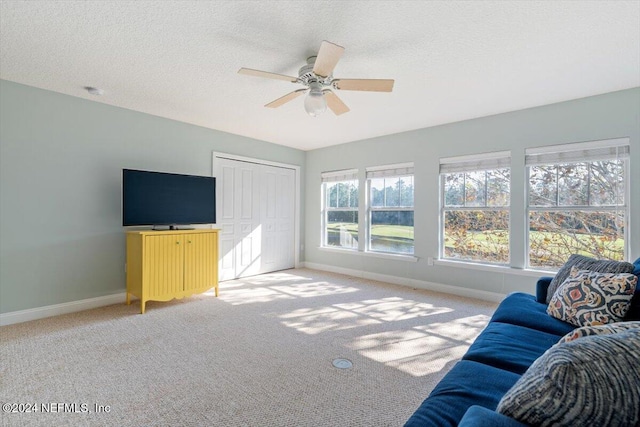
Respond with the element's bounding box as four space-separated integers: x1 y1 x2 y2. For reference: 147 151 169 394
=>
321 169 359 249
526 139 629 269
366 164 414 254
440 152 511 264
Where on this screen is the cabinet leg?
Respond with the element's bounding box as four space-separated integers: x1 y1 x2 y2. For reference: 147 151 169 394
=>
126 292 130 305
215 286 219 297
140 300 146 314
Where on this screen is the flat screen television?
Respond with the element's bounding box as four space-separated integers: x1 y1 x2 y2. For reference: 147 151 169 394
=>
122 169 216 228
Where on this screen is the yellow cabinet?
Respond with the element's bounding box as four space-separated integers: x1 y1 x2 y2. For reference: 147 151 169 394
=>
126 229 219 314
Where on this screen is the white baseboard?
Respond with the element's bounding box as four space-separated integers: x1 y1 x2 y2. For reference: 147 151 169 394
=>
303 262 505 303
0 293 127 326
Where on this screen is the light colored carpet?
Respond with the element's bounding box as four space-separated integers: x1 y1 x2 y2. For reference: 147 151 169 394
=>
0 268 496 427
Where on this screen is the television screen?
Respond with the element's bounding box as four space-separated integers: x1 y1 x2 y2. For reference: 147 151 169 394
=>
122 169 216 227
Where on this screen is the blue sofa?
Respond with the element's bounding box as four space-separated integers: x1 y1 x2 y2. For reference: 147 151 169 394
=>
404 258 640 427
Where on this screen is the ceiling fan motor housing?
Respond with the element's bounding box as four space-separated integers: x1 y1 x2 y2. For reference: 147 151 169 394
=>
298 56 333 87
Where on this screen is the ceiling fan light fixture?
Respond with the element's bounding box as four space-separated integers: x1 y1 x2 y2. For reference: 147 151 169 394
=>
304 82 327 117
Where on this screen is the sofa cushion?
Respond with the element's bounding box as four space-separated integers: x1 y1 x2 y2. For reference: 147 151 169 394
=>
547 267 637 326
463 322 562 375
489 293 575 336
497 330 640 427
546 254 634 304
404 360 520 427
459 405 528 427
558 321 640 344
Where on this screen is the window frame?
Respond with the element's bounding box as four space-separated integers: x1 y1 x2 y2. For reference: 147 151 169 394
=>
525 139 630 269
320 169 359 251
365 163 415 255
439 151 512 266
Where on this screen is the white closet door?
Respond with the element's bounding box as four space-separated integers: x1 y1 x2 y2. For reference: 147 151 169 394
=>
217 158 261 281
216 158 295 280
260 164 295 273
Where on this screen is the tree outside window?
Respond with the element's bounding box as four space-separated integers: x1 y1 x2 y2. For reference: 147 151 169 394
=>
441 166 510 264
322 172 359 249
527 158 627 268
368 173 414 254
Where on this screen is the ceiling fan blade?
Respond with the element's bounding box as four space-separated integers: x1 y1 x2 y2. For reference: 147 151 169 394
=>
313 41 345 78
333 79 395 92
265 89 307 108
323 90 350 115
238 68 298 83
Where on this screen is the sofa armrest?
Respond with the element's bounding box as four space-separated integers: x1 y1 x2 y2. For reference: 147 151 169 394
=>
458 405 529 427
536 276 554 303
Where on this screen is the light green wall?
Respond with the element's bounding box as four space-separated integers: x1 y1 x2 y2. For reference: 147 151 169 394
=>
305 88 640 295
0 80 306 313
2 80 638 314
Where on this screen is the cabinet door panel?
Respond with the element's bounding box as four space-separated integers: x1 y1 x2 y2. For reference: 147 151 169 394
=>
145 235 184 298
184 233 217 292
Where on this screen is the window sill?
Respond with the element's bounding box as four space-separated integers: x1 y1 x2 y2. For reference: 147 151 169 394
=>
434 259 556 277
318 246 418 262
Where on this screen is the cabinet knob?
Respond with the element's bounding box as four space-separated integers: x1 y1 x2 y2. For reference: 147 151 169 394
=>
176 241 180 245
188 240 192 244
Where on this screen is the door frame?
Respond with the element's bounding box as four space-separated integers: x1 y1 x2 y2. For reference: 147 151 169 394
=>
212 152 302 270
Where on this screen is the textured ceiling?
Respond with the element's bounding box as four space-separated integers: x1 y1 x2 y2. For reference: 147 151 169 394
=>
1 1 639 151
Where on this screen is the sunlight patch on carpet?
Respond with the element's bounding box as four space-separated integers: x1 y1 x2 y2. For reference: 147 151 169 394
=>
334 297 453 322
270 281 359 298
239 271 314 285
275 298 454 335
278 306 382 334
346 314 491 377
218 287 296 305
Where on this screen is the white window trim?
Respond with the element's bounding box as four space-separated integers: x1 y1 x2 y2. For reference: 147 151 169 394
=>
525 139 630 268
440 150 511 173
439 152 512 266
365 163 415 255
321 168 358 182
321 171 359 250
525 138 630 162
319 245 418 262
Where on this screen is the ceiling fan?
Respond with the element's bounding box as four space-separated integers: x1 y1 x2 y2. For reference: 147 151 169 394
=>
238 40 394 117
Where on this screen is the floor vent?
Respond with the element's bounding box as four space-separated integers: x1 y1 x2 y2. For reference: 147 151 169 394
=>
332 358 353 369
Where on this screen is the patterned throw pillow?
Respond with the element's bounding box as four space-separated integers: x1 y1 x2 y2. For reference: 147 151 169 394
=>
547 267 637 327
497 330 640 427
558 321 640 344
546 255 634 304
